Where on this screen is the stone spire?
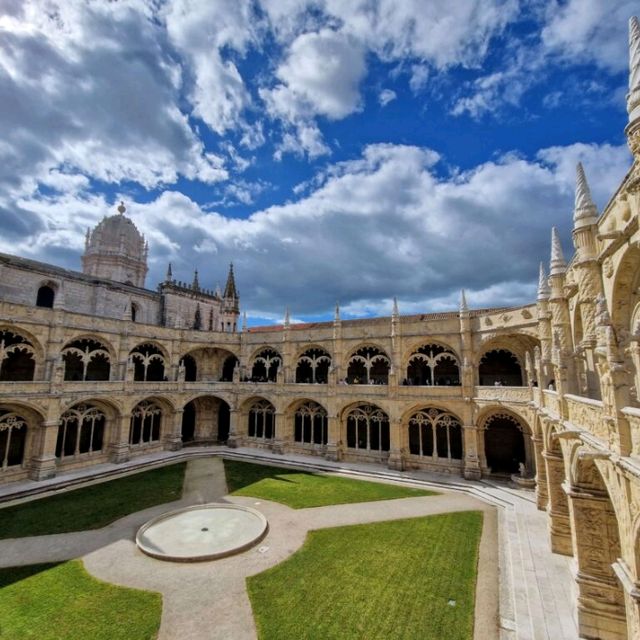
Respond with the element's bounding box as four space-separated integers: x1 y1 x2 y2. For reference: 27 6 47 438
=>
223 263 238 299
242 311 247 332
166 262 172 281
334 301 340 322
459 289 468 313
192 268 200 290
573 163 598 229
628 16 640 124
537 262 550 300
392 296 399 318
284 307 290 328
550 227 567 276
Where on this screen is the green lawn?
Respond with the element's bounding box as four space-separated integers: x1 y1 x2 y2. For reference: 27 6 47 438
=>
247 511 483 640
0 560 161 640
0 463 186 539
224 459 435 508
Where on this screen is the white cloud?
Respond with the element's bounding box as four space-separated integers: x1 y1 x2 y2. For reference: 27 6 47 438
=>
379 89 397 106
4 141 630 318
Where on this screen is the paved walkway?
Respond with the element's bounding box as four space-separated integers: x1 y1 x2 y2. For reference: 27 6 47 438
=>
0 448 579 640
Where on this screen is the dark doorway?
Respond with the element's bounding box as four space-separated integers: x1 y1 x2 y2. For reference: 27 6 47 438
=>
181 401 196 443
484 416 526 474
218 402 230 442
36 285 55 308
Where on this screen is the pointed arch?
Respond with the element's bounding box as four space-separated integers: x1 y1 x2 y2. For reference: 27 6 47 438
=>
346 344 390 385
296 347 331 383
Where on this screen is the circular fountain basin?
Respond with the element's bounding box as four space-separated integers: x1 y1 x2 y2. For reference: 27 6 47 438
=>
136 503 268 562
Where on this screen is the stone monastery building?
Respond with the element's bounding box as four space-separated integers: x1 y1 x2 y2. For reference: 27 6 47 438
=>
2 16 640 640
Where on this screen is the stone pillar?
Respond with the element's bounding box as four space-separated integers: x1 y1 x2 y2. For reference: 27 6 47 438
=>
226 409 240 448
108 415 130 463
567 486 627 640
325 414 340 461
532 435 548 510
462 424 481 479
29 419 59 480
543 450 573 555
387 415 404 471
272 411 285 454
164 409 183 451
612 560 640 640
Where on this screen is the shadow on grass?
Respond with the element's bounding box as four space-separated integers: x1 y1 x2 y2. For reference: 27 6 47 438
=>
0 563 61 589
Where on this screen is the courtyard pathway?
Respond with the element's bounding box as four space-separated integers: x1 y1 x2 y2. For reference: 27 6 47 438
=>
0 449 578 640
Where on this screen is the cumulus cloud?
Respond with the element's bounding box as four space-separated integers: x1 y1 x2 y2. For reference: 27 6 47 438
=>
3 142 631 320
379 89 397 106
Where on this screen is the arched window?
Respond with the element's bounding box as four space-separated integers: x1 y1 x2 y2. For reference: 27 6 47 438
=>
345 404 390 452
36 285 55 308
129 400 162 446
296 348 331 383
247 400 275 440
346 346 390 384
181 355 197 382
406 344 459 386
479 349 523 386
0 411 27 469
0 330 36 381
221 355 238 381
251 349 281 382
62 339 111 381
484 413 526 474
294 401 328 445
130 343 165 382
56 404 105 459
407 408 463 460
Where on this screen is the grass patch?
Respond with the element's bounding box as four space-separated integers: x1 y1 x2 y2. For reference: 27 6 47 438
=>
224 459 435 508
0 462 186 539
248 511 483 640
0 560 161 640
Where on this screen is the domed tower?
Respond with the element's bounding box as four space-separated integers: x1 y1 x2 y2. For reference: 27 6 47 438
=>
82 202 148 287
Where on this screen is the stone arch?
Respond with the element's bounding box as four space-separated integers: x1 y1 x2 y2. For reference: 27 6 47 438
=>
0 328 38 381
181 347 239 382
244 397 276 441
0 406 39 471
129 342 167 382
405 406 463 461
346 344 390 385
181 395 232 444
479 349 523 386
56 400 114 460
342 402 390 457
404 343 460 386
610 243 640 334
250 348 282 382
479 408 532 475
61 336 113 381
129 396 173 448
295 347 331 384
287 398 329 446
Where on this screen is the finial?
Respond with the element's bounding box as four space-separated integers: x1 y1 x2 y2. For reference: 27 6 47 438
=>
628 16 640 123
537 262 550 300
117 201 126 215
392 296 399 317
459 289 468 313
223 262 238 299
284 307 290 327
166 262 173 281
334 301 340 322
550 227 567 275
242 311 247 332
574 163 598 228
192 268 200 290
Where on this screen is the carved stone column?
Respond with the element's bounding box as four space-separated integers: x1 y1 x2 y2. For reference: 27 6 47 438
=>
462 424 481 479
325 414 341 461
29 419 59 480
272 411 286 454
387 415 404 471
226 409 240 448
567 486 627 639
164 409 183 451
543 450 573 555
532 435 548 510
108 414 131 463
611 560 640 640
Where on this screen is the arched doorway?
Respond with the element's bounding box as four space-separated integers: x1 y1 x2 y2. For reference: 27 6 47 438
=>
181 397 231 444
484 413 527 474
479 349 523 386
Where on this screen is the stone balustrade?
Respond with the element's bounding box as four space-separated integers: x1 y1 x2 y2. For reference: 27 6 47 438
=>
622 406 640 458
565 394 608 443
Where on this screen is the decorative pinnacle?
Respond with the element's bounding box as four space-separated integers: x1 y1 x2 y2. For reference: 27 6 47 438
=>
192 269 200 290
117 201 126 215
628 16 640 122
166 262 173 281
550 227 567 275
392 296 399 318
334 301 340 322
284 307 290 327
242 311 247 332
459 289 468 313
537 262 550 300
574 163 598 228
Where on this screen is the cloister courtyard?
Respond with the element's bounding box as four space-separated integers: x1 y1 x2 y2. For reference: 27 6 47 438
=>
0 447 579 640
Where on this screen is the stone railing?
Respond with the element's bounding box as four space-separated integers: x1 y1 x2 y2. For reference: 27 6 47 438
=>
565 394 608 443
622 406 640 458
542 389 561 417
475 386 532 403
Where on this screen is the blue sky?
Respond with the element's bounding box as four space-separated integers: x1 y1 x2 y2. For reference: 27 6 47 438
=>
0 0 637 324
